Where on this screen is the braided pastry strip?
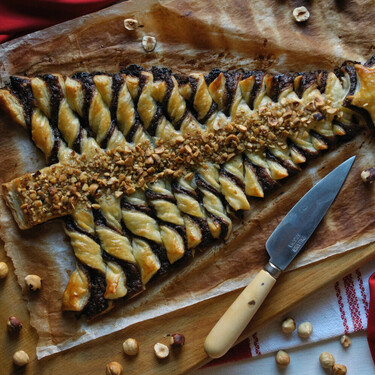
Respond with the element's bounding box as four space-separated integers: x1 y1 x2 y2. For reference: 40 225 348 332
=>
33 74 152 315
1 58 374 318
13 74 134 315
0 75 109 315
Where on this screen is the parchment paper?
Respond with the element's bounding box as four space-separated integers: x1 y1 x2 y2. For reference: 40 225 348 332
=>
1 0 375 359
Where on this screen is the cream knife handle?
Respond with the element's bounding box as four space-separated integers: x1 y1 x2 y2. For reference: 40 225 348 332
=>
204 267 277 359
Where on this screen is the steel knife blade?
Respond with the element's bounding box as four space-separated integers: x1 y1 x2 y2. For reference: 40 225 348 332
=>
266 155 356 272
204 155 356 359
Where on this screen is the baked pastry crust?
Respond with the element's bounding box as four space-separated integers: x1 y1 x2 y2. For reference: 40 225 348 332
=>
0 60 372 317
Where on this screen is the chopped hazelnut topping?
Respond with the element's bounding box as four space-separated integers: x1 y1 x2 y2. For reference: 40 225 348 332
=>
124 18 139 31
142 36 157 52
11 94 340 228
293 6 310 22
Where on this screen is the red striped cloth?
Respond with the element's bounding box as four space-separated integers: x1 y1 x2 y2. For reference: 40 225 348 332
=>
204 261 373 368
367 271 375 362
0 0 118 43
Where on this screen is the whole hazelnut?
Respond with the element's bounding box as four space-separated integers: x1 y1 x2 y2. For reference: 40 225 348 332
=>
340 334 351 348
122 338 139 356
319 352 335 369
275 350 290 367
293 6 310 22
7 316 23 333
105 361 123 375
170 333 185 347
142 36 157 52
0 262 8 279
297 321 313 338
281 317 296 334
154 342 169 359
13 350 29 367
25 274 42 291
333 364 347 375
124 18 139 31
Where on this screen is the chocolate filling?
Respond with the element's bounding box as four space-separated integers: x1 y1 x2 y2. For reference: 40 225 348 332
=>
287 139 318 158
72 127 83 154
145 189 177 204
364 55 375 68
318 71 328 93
206 211 230 241
171 180 198 199
148 240 170 276
295 71 318 98
121 64 144 77
220 168 246 192
151 67 177 126
309 129 332 146
269 73 295 102
110 73 124 121
71 72 95 138
126 117 142 142
264 149 295 175
243 155 278 192
101 250 143 298
100 119 116 149
223 71 241 117
40 74 66 164
81 265 108 318
121 200 153 215
200 100 218 124
9 76 33 132
147 102 163 136
205 68 222 86
246 71 265 110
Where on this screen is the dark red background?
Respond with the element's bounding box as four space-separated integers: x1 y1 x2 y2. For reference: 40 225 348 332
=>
0 0 118 43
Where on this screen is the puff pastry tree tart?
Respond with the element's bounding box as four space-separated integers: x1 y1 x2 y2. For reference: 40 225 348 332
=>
1 56 374 318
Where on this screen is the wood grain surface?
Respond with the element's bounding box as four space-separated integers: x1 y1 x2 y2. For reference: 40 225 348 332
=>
1 241 375 375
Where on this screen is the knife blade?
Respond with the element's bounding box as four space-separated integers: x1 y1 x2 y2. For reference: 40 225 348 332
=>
266 155 356 271
204 156 356 359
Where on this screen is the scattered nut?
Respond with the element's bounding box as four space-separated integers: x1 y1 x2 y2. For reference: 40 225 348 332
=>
124 18 139 30
25 274 42 291
7 316 23 333
333 364 347 375
281 317 296 334
293 6 310 22
319 352 335 369
275 350 290 367
142 36 157 52
170 333 185 347
340 334 351 348
361 168 375 183
13 350 29 367
154 342 169 359
122 338 139 356
105 361 123 375
0 262 8 279
297 321 313 338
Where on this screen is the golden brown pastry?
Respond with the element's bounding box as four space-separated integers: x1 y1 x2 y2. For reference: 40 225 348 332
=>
1 58 373 317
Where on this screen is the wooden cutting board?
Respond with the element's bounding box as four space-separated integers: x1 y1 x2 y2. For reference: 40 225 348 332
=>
1 241 375 375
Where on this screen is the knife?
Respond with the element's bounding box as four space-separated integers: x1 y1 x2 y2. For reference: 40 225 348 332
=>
204 155 356 359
